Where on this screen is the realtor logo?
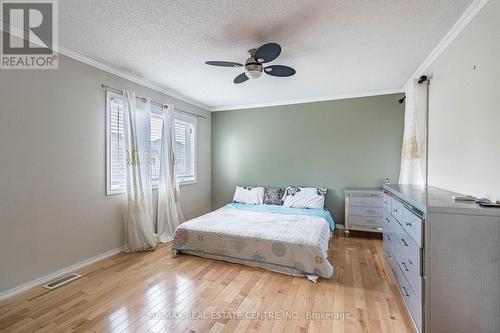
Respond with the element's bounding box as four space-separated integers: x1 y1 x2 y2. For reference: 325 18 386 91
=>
1 0 58 69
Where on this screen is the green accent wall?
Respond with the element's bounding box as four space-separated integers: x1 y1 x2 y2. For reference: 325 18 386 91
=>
211 94 404 225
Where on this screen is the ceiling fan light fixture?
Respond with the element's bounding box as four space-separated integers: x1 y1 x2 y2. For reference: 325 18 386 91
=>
246 67 262 79
205 43 295 84
245 58 262 79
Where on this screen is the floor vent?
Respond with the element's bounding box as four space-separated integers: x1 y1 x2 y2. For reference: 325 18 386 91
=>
43 273 81 290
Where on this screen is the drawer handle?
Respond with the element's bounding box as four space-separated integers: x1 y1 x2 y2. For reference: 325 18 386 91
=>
402 286 410 297
384 218 390 223
385 234 391 241
393 209 398 213
401 239 408 247
386 250 391 258
401 262 409 272
408 259 413 265
405 222 412 227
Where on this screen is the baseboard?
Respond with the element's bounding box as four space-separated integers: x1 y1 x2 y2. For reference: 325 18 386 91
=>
0 247 123 301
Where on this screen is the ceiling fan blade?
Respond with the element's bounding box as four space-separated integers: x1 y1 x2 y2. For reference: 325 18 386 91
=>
264 65 296 77
205 61 243 67
255 43 281 63
234 73 249 84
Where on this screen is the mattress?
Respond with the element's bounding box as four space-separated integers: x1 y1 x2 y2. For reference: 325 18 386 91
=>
172 203 335 278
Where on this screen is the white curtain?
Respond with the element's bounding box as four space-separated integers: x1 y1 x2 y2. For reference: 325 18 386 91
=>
157 104 185 242
122 90 158 252
399 79 428 185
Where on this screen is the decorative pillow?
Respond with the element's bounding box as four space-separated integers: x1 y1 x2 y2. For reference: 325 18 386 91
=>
282 186 327 209
263 187 286 205
233 186 265 205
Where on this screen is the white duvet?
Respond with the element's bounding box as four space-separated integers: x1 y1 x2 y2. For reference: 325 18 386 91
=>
172 206 334 278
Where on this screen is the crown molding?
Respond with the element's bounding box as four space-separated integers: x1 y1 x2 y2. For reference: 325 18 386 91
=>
212 0 489 112
402 0 490 89
58 46 211 111
3 0 488 112
210 88 404 111
0 21 210 110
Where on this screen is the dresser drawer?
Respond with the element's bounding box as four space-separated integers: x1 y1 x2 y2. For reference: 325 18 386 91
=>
391 199 404 222
383 241 398 274
383 236 392 257
393 261 423 333
383 193 392 212
348 195 383 207
387 220 405 269
383 230 398 260
348 215 383 229
349 206 384 218
390 198 423 246
383 212 397 234
396 248 422 301
401 208 423 246
390 215 422 300
396 257 422 302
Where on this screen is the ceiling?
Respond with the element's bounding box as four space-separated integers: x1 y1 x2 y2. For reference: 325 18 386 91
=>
59 0 473 110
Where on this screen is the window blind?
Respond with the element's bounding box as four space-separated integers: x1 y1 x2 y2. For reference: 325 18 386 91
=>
106 91 197 194
174 117 196 183
109 96 126 192
150 113 163 184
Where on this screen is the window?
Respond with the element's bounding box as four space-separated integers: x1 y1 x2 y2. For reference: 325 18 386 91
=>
150 111 163 185
107 93 126 192
106 91 197 194
174 113 196 184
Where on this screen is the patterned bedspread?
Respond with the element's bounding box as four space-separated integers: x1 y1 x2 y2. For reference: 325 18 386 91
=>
172 204 334 278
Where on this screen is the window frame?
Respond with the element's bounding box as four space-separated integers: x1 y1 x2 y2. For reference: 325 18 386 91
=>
105 91 198 195
149 105 165 188
173 112 198 186
105 90 125 195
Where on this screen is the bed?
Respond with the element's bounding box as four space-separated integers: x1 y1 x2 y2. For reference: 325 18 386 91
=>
172 203 335 279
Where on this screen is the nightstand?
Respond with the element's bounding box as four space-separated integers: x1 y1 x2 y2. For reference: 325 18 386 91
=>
344 188 384 236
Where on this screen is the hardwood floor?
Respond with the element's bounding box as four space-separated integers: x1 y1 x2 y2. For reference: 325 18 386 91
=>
0 231 414 333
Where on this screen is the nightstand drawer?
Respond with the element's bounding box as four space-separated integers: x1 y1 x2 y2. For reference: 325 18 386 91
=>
348 196 383 207
348 215 383 228
349 206 384 218
345 189 383 235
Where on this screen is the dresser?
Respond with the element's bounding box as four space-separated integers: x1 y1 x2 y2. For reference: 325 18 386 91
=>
344 188 384 236
383 184 500 333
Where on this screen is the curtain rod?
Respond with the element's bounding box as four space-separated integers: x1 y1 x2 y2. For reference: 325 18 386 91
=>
398 75 430 104
100 84 206 119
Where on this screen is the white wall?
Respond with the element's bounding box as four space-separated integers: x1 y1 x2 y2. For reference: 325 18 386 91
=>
427 0 500 202
0 54 211 293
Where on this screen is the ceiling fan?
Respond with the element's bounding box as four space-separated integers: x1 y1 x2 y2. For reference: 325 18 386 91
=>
205 43 296 84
